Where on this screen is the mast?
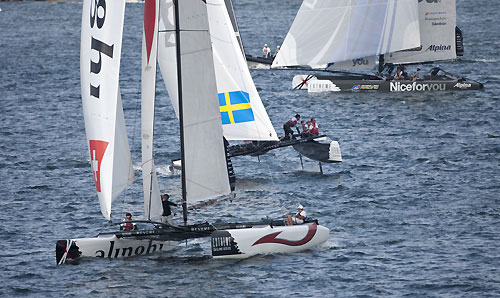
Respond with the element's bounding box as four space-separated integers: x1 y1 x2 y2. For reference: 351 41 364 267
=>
173 0 188 226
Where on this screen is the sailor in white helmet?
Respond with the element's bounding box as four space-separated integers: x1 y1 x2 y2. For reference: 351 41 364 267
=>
274 45 280 57
262 43 271 58
287 204 307 225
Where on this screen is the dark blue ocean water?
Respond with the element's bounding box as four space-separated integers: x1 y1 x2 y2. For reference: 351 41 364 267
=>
1 0 499 296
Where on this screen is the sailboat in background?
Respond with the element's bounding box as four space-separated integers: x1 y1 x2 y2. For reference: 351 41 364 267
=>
56 0 330 264
280 0 482 92
168 0 342 170
209 0 342 166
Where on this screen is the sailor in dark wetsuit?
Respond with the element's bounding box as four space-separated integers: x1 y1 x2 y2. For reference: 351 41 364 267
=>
283 114 300 140
160 194 178 226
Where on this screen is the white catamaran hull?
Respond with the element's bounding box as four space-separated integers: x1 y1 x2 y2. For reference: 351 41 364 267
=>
56 235 177 264
211 222 329 258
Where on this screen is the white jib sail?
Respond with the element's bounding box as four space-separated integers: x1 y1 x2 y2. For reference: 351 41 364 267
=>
160 0 231 204
81 0 134 220
272 0 420 69
385 0 457 64
141 0 163 219
207 0 278 141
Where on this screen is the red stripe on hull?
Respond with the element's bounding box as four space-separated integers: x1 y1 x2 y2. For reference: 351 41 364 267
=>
252 222 317 246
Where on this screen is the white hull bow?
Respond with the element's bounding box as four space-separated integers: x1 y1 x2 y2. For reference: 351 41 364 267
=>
212 222 329 258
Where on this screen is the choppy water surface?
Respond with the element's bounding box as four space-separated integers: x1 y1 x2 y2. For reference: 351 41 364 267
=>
0 0 499 297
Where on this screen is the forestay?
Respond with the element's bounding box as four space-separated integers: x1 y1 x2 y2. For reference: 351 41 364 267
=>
385 0 457 64
158 0 231 205
272 0 420 68
207 0 278 141
81 0 134 220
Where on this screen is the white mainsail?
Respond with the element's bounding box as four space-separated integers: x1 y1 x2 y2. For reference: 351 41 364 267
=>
385 0 457 64
81 0 134 220
159 0 231 205
207 0 278 141
272 0 421 69
141 0 162 219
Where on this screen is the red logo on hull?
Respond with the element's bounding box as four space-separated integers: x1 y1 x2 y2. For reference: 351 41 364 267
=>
252 222 317 246
89 140 108 192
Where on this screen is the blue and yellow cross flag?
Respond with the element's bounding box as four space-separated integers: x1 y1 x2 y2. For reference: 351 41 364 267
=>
218 91 255 125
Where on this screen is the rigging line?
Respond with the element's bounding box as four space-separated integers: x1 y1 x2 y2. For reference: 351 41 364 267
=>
158 29 209 33
260 152 287 217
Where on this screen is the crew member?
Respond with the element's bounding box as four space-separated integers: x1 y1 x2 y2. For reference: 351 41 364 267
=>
262 44 271 58
273 45 280 57
120 212 138 231
411 68 422 81
286 205 307 225
283 114 300 140
309 118 319 135
160 193 178 226
301 120 310 137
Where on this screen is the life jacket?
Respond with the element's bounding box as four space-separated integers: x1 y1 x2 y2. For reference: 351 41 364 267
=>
310 122 318 134
122 220 134 231
286 117 298 127
295 210 306 218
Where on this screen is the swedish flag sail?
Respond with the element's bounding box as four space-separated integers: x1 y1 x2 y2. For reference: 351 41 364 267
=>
207 1 278 141
219 91 255 125
158 0 278 141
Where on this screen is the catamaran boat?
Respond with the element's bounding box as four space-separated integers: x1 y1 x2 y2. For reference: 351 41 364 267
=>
205 0 342 166
56 0 330 265
273 0 483 92
293 67 483 92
